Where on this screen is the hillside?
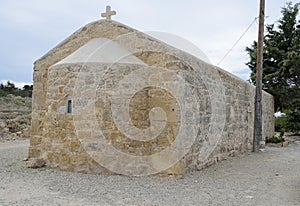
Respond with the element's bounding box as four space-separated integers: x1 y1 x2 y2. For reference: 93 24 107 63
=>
0 95 31 142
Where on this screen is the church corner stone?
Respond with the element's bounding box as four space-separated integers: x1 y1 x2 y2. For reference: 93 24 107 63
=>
29 19 275 176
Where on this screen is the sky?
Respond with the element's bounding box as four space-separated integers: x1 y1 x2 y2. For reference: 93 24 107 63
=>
0 0 299 87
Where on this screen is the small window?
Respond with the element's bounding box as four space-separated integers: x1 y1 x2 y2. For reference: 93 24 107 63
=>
67 97 72 113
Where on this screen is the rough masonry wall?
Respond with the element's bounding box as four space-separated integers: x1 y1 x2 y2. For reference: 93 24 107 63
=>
193 70 274 170
29 20 274 176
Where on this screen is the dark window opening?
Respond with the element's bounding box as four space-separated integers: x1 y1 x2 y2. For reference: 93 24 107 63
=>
67 99 72 113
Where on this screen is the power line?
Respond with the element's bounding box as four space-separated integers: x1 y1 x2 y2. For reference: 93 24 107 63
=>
217 17 258 66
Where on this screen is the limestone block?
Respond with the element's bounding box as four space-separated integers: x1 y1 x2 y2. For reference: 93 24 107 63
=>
26 158 46 168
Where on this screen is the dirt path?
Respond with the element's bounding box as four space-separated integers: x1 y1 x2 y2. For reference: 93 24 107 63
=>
0 139 299 206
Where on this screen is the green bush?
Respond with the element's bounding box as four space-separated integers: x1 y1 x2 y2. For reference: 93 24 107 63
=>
285 109 300 134
275 110 300 134
266 136 285 144
275 115 288 132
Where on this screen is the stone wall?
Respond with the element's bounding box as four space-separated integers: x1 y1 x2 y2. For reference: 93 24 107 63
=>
29 20 274 176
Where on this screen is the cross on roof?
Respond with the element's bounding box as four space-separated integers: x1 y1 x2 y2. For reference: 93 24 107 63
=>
101 5 116 20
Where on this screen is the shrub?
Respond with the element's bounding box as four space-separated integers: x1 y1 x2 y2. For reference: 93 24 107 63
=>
266 136 285 144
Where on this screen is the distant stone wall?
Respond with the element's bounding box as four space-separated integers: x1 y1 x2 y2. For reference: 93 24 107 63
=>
262 91 275 141
29 20 274 176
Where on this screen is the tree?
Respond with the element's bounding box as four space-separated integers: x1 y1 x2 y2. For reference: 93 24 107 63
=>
246 2 300 133
22 85 33 97
0 81 33 97
5 81 16 93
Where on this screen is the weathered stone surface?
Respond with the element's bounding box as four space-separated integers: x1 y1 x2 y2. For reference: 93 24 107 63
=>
29 20 275 176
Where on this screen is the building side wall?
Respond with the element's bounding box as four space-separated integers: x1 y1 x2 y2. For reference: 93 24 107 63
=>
189 70 274 170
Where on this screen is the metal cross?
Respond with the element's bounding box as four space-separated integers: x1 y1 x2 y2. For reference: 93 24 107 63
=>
101 5 116 20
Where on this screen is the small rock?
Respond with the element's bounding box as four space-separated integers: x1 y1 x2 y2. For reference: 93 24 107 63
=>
0 122 6 128
26 158 46 168
22 157 29 161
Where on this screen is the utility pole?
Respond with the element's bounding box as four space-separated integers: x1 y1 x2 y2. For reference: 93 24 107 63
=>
253 0 265 152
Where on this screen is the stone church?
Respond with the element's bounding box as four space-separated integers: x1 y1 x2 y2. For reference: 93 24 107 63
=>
28 6 274 176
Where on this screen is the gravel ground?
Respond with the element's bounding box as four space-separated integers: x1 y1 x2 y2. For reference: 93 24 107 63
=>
0 139 299 206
